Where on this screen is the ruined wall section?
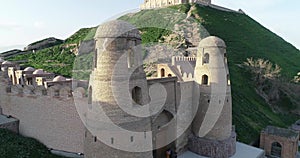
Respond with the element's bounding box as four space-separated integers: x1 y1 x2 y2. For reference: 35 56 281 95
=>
0 77 88 153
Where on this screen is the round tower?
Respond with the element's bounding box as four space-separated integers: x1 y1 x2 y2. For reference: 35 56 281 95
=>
189 36 236 157
84 20 153 158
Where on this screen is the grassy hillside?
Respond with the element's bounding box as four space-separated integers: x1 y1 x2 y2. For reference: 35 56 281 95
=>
120 4 300 143
6 27 97 77
64 27 97 44
7 45 76 77
0 129 64 158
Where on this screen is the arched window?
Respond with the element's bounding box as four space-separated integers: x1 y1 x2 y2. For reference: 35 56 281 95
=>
202 75 209 85
88 86 92 104
168 74 172 77
161 69 165 78
271 142 282 157
128 49 134 68
203 53 209 64
132 86 142 105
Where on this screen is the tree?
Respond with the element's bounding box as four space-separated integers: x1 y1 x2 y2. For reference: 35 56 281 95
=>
243 58 281 85
243 58 282 103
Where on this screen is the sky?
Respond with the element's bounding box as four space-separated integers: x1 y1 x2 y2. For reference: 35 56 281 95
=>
0 0 299 52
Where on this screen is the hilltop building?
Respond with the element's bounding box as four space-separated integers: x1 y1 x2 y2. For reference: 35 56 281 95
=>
140 0 211 10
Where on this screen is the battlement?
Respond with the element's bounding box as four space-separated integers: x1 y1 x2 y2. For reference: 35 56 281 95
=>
172 56 196 64
0 58 88 99
5 84 87 99
182 72 194 81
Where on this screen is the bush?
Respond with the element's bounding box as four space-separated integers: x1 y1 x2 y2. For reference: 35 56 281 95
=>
0 129 64 158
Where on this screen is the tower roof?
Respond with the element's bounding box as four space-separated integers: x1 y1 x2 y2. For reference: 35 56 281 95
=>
2 61 12 65
95 20 141 40
199 36 226 48
33 69 44 75
24 67 35 72
53 76 66 82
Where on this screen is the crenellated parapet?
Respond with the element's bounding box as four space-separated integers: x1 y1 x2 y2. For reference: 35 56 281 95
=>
182 72 194 81
172 56 196 65
0 57 88 99
5 83 87 99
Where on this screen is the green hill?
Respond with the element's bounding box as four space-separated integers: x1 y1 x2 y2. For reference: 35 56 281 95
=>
120 4 300 143
6 3 300 144
6 28 96 77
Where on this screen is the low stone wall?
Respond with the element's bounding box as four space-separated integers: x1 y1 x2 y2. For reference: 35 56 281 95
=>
188 131 236 157
0 80 88 153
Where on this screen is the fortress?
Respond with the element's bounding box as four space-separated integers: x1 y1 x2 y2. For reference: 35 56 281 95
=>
1 0 298 156
84 20 236 158
0 19 265 158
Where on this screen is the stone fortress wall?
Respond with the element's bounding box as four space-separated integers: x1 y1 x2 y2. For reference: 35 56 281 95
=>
0 60 89 153
0 57 198 157
0 57 199 157
0 85 87 153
